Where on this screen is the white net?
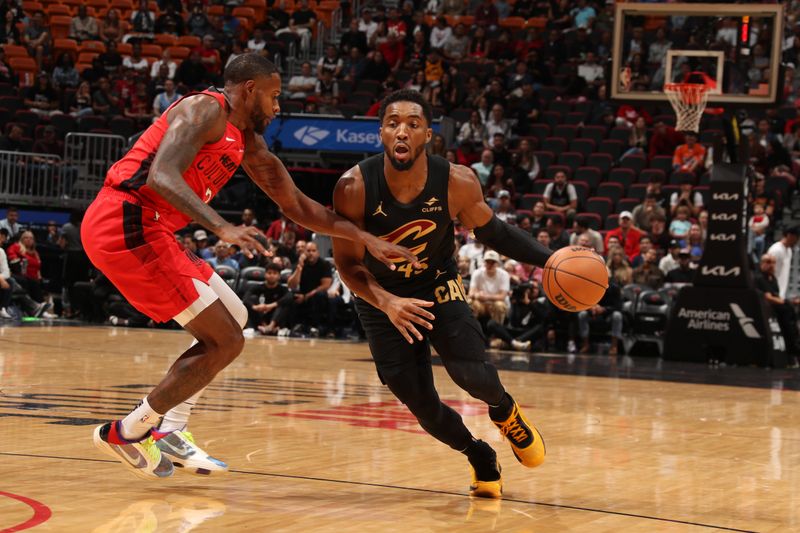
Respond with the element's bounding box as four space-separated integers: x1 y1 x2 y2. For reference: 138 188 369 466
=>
664 83 709 133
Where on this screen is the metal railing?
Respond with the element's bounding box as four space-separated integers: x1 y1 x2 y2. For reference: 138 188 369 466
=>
0 150 67 206
63 132 127 205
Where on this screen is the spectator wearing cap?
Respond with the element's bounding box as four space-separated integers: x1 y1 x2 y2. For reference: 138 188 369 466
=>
543 170 578 225
570 218 604 254
672 131 706 175
766 225 799 298
632 247 665 289
665 248 695 284
193 229 213 259
632 193 666 233
604 211 643 262
658 240 682 275
670 177 704 218
494 190 516 223
468 250 510 324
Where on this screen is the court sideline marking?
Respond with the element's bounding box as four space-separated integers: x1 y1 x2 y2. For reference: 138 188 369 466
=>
0 451 755 532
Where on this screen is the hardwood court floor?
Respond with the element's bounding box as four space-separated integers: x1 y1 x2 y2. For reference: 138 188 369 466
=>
1 325 799 532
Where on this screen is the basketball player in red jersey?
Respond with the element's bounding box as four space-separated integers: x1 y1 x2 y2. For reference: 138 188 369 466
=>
332 90 553 497
84 54 418 479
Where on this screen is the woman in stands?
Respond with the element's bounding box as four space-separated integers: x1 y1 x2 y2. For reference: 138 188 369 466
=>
7 231 48 312
606 245 633 287
69 81 93 117
100 9 122 44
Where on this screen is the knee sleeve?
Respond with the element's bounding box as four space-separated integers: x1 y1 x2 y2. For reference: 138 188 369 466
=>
208 273 248 329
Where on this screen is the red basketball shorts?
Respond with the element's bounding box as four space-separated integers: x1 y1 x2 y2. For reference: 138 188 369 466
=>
82 188 215 323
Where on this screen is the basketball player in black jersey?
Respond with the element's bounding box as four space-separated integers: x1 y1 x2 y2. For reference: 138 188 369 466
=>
332 90 555 498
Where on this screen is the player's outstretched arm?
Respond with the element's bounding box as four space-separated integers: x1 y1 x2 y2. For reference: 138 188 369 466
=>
147 95 268 257
241 131 420 270
331 167 433 344
450 164 553 268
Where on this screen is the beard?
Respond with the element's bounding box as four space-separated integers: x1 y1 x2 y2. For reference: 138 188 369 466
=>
253 109 270 134
385 143 426 171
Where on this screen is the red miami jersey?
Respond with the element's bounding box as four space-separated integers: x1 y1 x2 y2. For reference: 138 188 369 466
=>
103 88 245 232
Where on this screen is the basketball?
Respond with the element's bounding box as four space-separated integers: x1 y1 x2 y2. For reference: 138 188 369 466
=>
543 247 609 312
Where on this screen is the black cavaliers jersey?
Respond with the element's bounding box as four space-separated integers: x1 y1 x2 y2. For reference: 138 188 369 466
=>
359 153 455 297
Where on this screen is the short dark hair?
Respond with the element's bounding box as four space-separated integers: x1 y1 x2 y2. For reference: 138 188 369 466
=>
378 89 433 126
785 225 800 236
574 218 588 229
265 263 282 273
645 193 658 200
7 206 18 212
224 53 279 84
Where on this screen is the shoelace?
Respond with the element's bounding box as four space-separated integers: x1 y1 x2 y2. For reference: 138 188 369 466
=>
141 436 163 463
498 417 529 444
180 431 196 445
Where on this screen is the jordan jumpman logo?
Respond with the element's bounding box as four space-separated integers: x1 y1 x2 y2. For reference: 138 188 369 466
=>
373 201 387 217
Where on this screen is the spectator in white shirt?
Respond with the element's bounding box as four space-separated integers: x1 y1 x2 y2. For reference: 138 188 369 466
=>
484 104 512 146
767 226 799 298
429 16 451 50
149 49 176 79
358 9 379 42
0 207 21 238
123 43 149 73
287 61 317 99
577 52 604 85
468 250 510 324
458 236 485 274
248 28 267 52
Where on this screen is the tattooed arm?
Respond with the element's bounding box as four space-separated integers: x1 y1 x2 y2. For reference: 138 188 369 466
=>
241 129 419 269
146 94 267 255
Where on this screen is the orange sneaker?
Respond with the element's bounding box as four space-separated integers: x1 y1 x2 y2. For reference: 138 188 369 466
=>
492 401 545 468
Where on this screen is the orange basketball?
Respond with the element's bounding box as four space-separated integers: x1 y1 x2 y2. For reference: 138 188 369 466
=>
542 247 609 312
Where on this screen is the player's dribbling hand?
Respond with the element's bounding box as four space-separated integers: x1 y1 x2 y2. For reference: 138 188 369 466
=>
218 224 269 259
362 233 421 271
385 297 435 344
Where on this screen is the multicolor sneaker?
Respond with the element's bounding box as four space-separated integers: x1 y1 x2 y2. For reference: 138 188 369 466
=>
491 401 546 468
153 430 228 475
93 421 174 480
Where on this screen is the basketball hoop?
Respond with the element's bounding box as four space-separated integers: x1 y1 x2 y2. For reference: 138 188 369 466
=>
664 82 709 133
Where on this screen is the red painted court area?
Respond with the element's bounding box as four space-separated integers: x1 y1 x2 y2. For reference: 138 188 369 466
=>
0 491 52 533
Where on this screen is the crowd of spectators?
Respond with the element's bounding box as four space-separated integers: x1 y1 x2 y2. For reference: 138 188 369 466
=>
1 0 800 356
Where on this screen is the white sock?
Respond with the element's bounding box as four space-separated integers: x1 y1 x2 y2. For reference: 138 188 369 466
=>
120 397 163 440
160 386 206 433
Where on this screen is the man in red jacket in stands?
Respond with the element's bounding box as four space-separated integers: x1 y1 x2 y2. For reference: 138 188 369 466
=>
648 120 684 160
604 211 643 261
